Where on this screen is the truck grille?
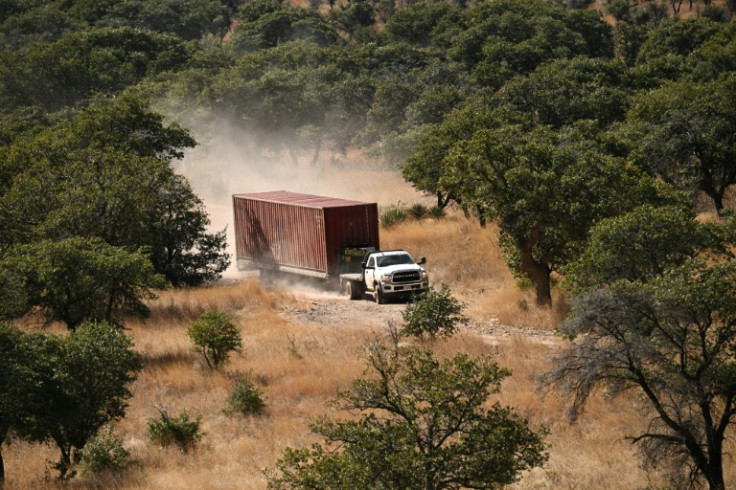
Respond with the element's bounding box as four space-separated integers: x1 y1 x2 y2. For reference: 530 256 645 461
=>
392 271 421 283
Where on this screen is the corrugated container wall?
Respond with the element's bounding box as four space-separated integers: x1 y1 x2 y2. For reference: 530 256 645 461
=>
233 191 379 277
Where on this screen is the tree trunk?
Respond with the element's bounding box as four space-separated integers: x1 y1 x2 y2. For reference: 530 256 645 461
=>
0 429 6 486
706 470 725 490
705 187 725 213
519 244 552 307
0 427 9 487
669 0 684 14
714 192 724 214
476 205 486 228
699 165 726 213
705 442 725 490
57 444 72 479
531 269 552 307
436 192 450 209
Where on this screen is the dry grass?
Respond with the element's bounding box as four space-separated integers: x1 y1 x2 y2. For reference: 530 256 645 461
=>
383 214 568 330
2 216 718 489
4 280 370 490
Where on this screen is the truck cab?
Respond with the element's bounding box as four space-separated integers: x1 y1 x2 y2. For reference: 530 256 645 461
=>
341 250 429 304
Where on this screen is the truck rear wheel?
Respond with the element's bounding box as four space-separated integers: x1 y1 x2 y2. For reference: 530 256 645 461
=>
346 280 362 300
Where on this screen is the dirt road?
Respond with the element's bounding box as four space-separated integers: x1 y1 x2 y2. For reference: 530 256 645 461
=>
280 287 560 346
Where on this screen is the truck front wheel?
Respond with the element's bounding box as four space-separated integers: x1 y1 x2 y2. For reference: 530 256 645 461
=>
375 287 385 305
346 280 362 300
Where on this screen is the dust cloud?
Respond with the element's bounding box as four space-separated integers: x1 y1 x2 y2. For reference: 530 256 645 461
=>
173 117 424 279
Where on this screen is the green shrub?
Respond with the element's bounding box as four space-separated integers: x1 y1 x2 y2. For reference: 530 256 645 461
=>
428 206 445 220
187 310 242 369
223 377 266 416
702 5 727 22
380 203 407 228
78 426 129 474
147 409 203 452
407 203 428 220
401 284 468 340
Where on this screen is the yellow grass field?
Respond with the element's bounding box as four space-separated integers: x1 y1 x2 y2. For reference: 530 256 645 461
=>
3 215 734 489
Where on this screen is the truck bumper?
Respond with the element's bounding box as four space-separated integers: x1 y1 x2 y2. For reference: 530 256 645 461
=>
380 280 429 297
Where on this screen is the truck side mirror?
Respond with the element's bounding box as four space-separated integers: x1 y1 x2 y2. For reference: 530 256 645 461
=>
418 257 426 265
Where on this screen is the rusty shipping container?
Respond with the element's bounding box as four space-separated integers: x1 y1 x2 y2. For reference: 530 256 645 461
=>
232 191 380 278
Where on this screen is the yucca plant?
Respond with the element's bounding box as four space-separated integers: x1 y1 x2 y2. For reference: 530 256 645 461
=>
408 203 428 220
428 206 446 220
380 203 407 228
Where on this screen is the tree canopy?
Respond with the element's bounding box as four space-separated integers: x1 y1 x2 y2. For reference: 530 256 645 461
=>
0 237 165 329
547 207 736 489
0 95 229 288
0 321 142 480
564 204 732 292
548 259 736 490
628 75 736 212
0 28 192 112
268 343 548 489
440 124 676 305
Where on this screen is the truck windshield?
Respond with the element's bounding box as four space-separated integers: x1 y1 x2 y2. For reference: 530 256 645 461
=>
377 254 414 267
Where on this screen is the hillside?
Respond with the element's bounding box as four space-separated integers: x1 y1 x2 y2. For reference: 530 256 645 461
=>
0 213 706 489
3 0 736 487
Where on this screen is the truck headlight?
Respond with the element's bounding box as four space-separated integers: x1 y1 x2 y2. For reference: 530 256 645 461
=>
420 270 428 279
381 274 392 282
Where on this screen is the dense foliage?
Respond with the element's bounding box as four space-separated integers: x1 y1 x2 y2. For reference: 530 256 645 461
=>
147 409 204 452
0 93 229 308
223 377 267 416
0 0 233 312
0 237 165 329
78 427 130 475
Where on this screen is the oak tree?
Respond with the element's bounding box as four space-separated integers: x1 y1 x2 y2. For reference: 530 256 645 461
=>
0 322 142 480
441 124 670 305
548 261 736 490
0 237 165 329
268 344 547 489
548 209 736 489
629 76 736 212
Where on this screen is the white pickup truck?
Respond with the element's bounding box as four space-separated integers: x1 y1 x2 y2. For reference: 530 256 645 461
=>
339 250 429 304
